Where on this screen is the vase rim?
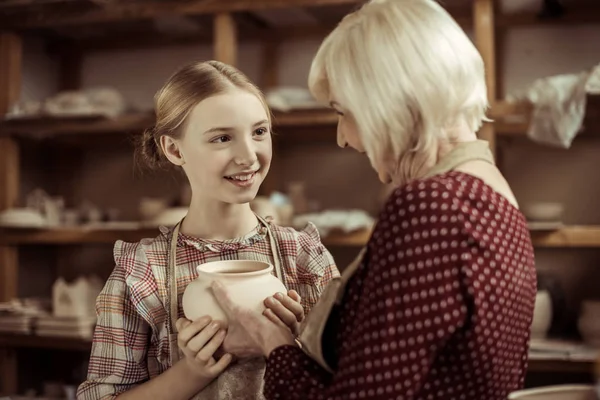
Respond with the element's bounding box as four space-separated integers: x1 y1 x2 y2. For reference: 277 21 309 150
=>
196 259 273 277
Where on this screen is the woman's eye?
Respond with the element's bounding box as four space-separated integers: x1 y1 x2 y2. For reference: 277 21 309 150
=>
211 135 230 143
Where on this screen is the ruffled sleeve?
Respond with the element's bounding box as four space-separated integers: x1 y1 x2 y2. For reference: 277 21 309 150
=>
76 241 153 399
294 222 340 312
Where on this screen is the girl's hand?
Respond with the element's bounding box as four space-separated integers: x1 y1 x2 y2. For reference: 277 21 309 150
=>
176 317 233 379
263 290 304 336
211 281 296 358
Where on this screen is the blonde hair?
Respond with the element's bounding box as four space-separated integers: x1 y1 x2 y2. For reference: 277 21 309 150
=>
138 60 271 169
308 0 489 183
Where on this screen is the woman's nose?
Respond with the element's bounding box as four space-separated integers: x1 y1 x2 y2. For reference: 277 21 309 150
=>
337 126 347 149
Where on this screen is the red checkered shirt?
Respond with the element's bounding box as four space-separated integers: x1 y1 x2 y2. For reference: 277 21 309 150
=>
77 221 339 399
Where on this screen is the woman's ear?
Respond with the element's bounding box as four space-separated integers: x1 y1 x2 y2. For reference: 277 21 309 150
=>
160 135 186 166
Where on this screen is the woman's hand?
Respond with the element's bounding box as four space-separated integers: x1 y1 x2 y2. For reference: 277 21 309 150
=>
211 281 296 358
176 317 233 380
263 290 304 336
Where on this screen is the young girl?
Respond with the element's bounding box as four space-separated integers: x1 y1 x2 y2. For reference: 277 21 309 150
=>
76 60 339 400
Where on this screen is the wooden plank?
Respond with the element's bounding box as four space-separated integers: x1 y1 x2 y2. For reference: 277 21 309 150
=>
473 0 497 155
0 109 338 137
74 23 336 53
0 348 16 396
529 226 600 248
0 113 154 137
0 33 22 118
213 13 237 66
0 138 19 211
0 0 361 29
0 31 21 399
498 7 600 28
0 334 92 352
261 40 279 90
0 227 161 245
0 225 370 246
3 225 600 248
58 47 83 91
527 358 595 374
259 39 280 196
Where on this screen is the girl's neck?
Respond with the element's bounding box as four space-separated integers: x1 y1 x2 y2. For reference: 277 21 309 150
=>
180 195 259 241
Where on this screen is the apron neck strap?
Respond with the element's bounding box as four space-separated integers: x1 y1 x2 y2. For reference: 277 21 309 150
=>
423 139 495 179
254 214 284 281
168 220 182 336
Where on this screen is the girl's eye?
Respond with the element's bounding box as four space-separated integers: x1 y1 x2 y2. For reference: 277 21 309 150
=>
254 127 269 136
211 135 230 143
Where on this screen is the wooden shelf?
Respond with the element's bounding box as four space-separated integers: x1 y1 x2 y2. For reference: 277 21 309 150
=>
0 109 338 139
2 97 597 140
0 225 370 246
529 226 600 248
527 358 596 374
3 225 600 248
0 333 594 374
0 226 160 245
0 333 91 351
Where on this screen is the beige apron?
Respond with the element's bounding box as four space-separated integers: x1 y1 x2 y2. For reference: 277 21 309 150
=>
297 139 496 373
166 215 284 399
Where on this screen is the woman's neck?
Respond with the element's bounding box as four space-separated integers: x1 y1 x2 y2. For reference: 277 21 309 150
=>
389 122 478 185
180 195 259 240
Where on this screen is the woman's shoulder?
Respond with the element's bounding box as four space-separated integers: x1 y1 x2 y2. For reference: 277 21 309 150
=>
384 171 503 212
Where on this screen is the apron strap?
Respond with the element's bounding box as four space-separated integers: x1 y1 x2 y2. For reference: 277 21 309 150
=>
255 214 284 282
423 139 495 179
168 221 182 336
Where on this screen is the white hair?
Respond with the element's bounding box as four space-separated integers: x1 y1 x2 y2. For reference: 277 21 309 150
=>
308 0 490 183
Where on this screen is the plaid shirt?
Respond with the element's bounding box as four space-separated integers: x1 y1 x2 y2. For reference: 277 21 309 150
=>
76 222 339 400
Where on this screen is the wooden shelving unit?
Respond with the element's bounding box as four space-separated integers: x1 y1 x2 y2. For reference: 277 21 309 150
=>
1 0 599 396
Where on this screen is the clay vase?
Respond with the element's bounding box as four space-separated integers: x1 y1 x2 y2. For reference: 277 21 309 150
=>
182 260 287 327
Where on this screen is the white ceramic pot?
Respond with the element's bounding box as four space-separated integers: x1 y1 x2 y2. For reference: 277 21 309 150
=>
182 260 287 327
531 290 552 339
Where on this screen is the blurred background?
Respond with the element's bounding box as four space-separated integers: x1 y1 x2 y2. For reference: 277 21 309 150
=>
0 0 599 398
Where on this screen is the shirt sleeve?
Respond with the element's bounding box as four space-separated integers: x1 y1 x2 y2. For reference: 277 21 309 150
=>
264 182 470 399
293 222 341 312
76 263 151 399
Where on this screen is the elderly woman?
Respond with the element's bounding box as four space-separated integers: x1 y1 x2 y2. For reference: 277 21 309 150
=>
210 0 537 399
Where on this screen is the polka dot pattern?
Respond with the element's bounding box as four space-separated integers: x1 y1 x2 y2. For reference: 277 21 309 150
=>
264 171 537 400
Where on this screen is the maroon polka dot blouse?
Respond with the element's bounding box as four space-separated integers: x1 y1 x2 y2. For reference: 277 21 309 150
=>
264 171 537 400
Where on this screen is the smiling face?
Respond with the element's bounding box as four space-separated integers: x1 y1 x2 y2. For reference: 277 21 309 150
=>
162 88 272 205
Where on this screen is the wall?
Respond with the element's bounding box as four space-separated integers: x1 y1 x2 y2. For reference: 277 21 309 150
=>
18 2 600 333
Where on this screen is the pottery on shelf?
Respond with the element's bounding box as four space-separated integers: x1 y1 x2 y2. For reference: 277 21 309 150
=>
531 290 553 339
182 260 287 326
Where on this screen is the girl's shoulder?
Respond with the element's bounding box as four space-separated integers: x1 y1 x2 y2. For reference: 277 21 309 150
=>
268 221 338 277
112 226 172 275
268 221 325 253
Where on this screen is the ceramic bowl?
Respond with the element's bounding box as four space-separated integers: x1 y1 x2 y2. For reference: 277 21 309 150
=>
523 202 564 222
0 208 46 228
